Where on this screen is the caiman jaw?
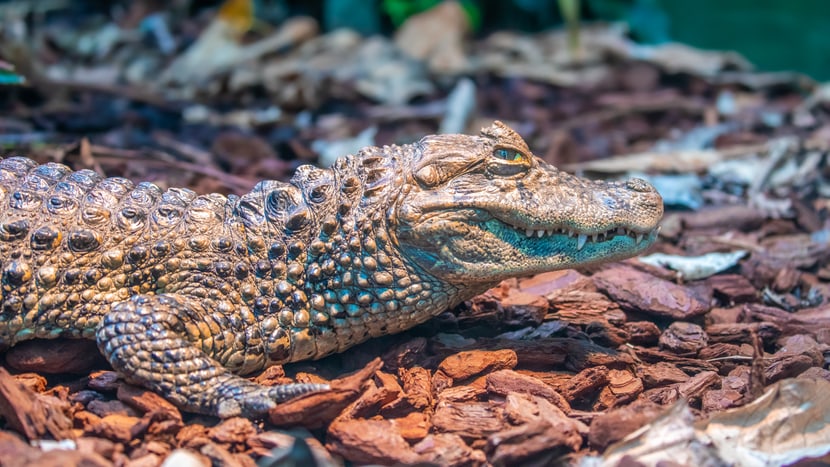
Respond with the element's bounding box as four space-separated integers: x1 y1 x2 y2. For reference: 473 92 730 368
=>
500 221 655 251
393 121 664 286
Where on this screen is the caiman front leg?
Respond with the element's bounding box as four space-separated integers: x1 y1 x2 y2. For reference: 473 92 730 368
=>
95 294 327 418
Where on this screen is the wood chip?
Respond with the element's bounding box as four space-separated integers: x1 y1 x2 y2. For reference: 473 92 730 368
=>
117 384 182 421
593 265 711 319
0 367 74 441
413 433 487 466
267 358 381 428
588 400 664 450
432 400 503 440
437 349 518 380
326 418 421 465
637 362 691 388
659 322 709 356
485 369 571 413
594 369 643 410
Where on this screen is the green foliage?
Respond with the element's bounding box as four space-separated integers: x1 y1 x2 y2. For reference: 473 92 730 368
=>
381 0 482 31
381 0 441 26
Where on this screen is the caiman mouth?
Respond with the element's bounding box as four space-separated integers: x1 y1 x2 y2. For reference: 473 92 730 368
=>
494 218 658 251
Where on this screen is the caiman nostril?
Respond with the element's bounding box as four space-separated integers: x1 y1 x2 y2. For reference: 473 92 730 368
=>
626 178 655 193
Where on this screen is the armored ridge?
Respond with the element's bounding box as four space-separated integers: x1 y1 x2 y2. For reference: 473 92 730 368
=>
0 122 663 418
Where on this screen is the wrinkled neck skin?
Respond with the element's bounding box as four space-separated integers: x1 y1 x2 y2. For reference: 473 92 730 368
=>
231 143 474 362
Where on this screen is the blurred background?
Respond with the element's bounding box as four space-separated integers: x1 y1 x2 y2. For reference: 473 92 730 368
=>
0 0 828 194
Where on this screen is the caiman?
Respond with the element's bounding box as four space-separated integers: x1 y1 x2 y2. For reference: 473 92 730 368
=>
0 122 663 417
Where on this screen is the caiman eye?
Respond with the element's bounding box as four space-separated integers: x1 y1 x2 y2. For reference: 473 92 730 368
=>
494 148 525 162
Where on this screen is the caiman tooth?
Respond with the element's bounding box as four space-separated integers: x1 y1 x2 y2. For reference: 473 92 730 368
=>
592 234 599 242
577 234 587 251
636 233 644 244
536 230 544 238
525 229 533 237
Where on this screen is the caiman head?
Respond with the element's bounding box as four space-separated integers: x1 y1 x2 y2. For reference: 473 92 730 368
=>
391 121 663 285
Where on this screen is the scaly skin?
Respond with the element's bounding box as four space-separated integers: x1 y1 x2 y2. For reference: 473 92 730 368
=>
0 122 662 418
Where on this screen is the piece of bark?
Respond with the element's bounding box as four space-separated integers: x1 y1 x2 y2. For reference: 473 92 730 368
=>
327 418 421 465
593 265 711 319
485 369 571 414
547 289 623 324
584 320 630 348
701 388 744 412
637 362 690 388
432 400 504 440
133 409 184 444
338 373 401 420
698 343 754 374
117 384 182 421
267 358 381 428
74 410 104 432
413 433 487 466
436 385 486 403
588 400 664 450
500 288 550 326
482 340 568 368
707 274 758 303
84 414 141 443
437 349 518 381
680 370 721 400
87 371 121 392
199 441 252 467
501 392 586 435
763 354 816 383
391 411 430 442
772 267 801 293
431 369 454 396
11 373 47 394
0 367 74 441
487 392 586 465
399 366 432 411
745 303 830 339
4 339 105 374
630 346 719 373
697 342 752 361
624 321 661 346
175 424 211 450
208 417 257 452
776 334 824 365
723 367 751 395
705 322 781 345
486 419 576 466
87 399 140 418
706 306 744 325
680 205 766 232
252 365 289 387
562 366 609 404
562 338 636 370
659 322 709 356
593 369 643 410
